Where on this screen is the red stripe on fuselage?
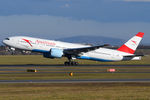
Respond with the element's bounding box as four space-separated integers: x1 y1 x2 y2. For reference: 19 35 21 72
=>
136 32 144 38
22 39 32 47
117 44 135 54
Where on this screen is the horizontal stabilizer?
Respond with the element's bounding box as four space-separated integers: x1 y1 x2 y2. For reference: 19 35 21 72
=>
124 54 144 57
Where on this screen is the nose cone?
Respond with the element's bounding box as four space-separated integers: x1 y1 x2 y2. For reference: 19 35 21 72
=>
2 40 7 45
2 38 10 46
2 38 10 45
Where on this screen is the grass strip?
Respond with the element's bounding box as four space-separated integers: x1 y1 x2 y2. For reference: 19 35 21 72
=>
0 83 150 100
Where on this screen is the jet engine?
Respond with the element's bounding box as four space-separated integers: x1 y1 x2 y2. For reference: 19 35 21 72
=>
43 48 63 58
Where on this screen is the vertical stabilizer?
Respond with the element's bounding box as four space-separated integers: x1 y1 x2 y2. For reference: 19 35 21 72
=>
117 32 144 54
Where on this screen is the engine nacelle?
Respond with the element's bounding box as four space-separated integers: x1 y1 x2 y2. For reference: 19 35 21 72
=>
43 48 63 58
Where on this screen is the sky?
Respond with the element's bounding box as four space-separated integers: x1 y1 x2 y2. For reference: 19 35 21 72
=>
0 0 150 45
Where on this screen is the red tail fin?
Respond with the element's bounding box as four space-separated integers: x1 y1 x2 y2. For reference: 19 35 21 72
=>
117 32 144 54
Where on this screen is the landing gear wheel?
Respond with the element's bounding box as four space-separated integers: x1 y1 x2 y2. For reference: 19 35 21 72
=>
64 61 69 66
75 62 79 65
72 62 78 66
64 61 78 66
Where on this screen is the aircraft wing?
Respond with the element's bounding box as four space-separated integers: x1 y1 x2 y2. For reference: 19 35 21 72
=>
64 44 109 55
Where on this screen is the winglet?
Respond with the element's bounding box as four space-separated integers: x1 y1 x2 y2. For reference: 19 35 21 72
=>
117 32 144 54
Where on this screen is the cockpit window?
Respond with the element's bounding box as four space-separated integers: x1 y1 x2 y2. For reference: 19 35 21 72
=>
5 38 10 40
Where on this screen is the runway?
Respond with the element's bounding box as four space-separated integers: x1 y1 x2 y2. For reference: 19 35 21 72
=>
0 64 150 83
1 79 150 83
0 64 150 73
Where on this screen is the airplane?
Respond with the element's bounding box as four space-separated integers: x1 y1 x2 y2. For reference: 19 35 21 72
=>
3 32 144 66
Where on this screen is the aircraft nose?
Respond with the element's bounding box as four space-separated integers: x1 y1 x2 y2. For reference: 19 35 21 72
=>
2 40 9 45
2 38 10 45
2 40 7 45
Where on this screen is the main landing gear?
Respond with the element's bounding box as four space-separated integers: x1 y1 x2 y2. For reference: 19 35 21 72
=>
64 61 78 66
64 56 79 66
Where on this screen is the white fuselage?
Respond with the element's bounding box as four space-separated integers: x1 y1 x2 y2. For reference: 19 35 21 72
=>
3 36 140 62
